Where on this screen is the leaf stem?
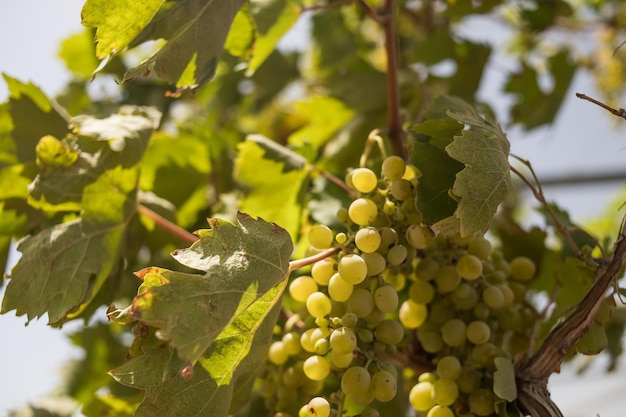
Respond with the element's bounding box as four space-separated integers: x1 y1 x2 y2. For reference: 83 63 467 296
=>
288 247 341 272
576 92 626 121
136 204 198 245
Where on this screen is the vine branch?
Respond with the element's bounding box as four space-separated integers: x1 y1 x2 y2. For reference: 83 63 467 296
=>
288 247 341 272
136 204 198 245
576 92 626 120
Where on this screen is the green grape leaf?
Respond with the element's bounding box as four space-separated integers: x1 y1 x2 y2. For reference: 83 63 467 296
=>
124 213 292 365
119 0 247 93
493 357 517 402
111 276 285 417
225 4 255 58
248 134 307 172
434 103 512 236
605 306 626 371
58 30 100 79
575 321 608 355
235 138 310 239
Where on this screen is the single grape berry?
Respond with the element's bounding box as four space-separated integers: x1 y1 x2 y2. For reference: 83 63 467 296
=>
351 167 378 193
510 256 536 281
308 224 334 249
348 198 378 226
381 155 406 181
306 397 331 417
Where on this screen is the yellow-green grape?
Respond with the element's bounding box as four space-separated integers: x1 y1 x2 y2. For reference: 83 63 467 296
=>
457 366 481 394
510 256 536 281
473 302 490 321
311 258 336 286
436 356 462 380
355 227 381 253
466 320 491 344
341 366 372 405
306 292 332 318
375 319 404 344
371 370 397 402
306 397 331 417
361 408 380 417
409 280 435 304
441 319 466 347
482 285 504 309
303 355 331 381
299 404 309 417
435 265 461 293
468 388 495 416
338 254 368 284
336 232 347 244
282 332 302 355
330 327 357 354
415 256 439 280
374 285 398 313
358 328 374 343
451 283 478 310
378 227 399 253
406 224 435 249
348 198 378 226
362 252 387 276
315 338 330 355
381 155 406 181
347 288 375 317
328 273 354 302
389 179 414 201
341 312 358 327
386 244 408 266
301 329 317 352
426 405 455 417
308 224 334 249
289 276 319 302
456 254 483 280
399 300 427 329
268 341 289 365
470 343 498 367
432 378 459 406
377 361 398 380
409 381 436 411
330 348 353 368
468 236 492 260
419 372 437 383
351 168 378 193
498 284 514 307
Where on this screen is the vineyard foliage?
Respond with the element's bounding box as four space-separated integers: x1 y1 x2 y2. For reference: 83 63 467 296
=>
1 1 626 417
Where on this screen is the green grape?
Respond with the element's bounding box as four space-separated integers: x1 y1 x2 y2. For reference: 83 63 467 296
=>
466 320 491 345
378 227 399 253
470 343 498 367
389 179 414 201
482 285 504 309
418 372 437 383
330 348 353 368
268 341 289 365
355 227 381 253
415 256 439 280
282 362 305 386
383 199 396 215
468 236 492 260
303 355 331 381
347 288 375 317
306 397 331 417
496 306 521 331
473 302 490 321
358 328 374 343
330 327 357 354
510 256 536 281
409 381 436 411
399 300 427 329
441 319 466 347
382 155 406 180
435 265 461 293
436 356 462 380
426 405 455 417
351 167 379 193
456 254 483 280
498 284 514 307
328 273 354 302
289 276 319 302
429 301 454 326
299 404 309 417
282 332 302 355
311 258 336 286
432 378 459 406
341 312 358 327
306 292 332 318
308 224 334 249
409 280 435 304
336 207 349 224
341 366 372 405
374 285 398 313
375 319 404 344
336 232 347 244
365 307 386 325
402 199 423 224
301 329 317 352
315 338 330 355
386 244 408 266
451 283 478 310
371 370 397 402
376 361 399 380
406 224 435 249
338 254 368 285
468 388 495 416
457 366 481 394
361 408 380 417
362 252 387 276
348 198 378 226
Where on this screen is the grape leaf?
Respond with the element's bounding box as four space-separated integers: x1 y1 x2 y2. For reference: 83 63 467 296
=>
123 213 292 365
434 103 512 237
493 357 517 402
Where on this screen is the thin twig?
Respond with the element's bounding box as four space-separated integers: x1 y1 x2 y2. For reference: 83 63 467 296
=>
301 0 356 12
288 247 341 272
576 92 626 120
356 0 386 24
317 169 357 197
136 204 198 245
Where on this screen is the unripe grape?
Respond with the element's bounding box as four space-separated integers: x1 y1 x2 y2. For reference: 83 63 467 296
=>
436 356 462 380
457 366 481 394
303 355 331 381
371 370 397 402
386 244 408 266
341 312 358 327
336 232 347 244
409 381 436 411
468 388 495 416
308 224 334 249
382 156 406 180
311 258 336 286
341 366 372 405
347 288 375 317
374 285 399 313
330 327 357 354
358 328 374 343
456 254 483 280
375 319 404 344
314 337 330 355
468 236 492 260
427 405 455 417
378 227 399 253
355 227 381 253
466 320 491 344
328 273 354 302
415 256 439 280
470 343 498 367
482 285 504 309
451 283 478 310
435 265 461 293
268 341 289 365
351 168 378 193
338 254 368 284
389 179 414 201
330 348 353 368
441 319 466 347
406 224 435 249
306 292 332 318
362 252 387 276
282 332 302 355
306 397 331 417
499 284 514 307
361 408 380 417
409 280 435 304
289 276 318 302
300 329 317 352
510 256 536 281
399 300 427 329
348 198 378 225
432 378 459 406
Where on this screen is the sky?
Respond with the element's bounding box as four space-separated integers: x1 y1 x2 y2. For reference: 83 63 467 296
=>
0 1 626 416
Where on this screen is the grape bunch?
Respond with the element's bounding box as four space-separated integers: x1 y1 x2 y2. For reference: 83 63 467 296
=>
258 155 538 417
